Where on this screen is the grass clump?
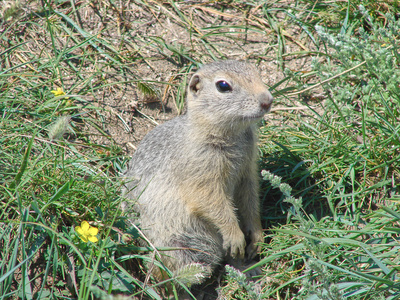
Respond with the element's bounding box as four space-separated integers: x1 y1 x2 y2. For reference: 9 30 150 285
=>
262 5 400 216
260 171 400 299
257 5 400 299
0 85 138 298
0 1 154 298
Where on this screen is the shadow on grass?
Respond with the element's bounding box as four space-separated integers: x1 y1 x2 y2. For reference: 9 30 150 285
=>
260 140 328 230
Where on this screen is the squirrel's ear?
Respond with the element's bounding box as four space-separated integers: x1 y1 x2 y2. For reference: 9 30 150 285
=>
189 74 201 95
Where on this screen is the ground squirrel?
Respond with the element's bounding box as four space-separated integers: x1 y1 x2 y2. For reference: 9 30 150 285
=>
123 60 273 284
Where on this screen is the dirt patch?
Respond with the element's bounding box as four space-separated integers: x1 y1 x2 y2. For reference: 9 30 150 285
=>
4 1 319 156
14 0 316 157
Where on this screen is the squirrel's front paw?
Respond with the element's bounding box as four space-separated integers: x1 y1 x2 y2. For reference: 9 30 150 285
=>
223 230 246 259
246 229 264 260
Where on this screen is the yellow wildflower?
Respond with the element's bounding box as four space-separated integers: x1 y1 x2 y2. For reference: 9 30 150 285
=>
75 221 99 243
51 87 69 99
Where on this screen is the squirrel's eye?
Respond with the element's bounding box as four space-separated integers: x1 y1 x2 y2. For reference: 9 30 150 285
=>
216 81 232 93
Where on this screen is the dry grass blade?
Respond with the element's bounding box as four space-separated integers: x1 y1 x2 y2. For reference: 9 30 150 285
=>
286 61 367 96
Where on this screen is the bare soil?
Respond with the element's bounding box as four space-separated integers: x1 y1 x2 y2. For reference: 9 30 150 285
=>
7 0 317 157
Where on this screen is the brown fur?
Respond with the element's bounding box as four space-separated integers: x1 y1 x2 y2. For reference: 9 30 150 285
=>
123 60 273 285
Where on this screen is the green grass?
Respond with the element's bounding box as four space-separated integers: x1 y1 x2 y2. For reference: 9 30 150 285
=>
1 0 400 299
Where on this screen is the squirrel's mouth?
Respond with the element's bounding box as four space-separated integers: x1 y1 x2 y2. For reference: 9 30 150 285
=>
242 112 266 121
241 102 272 121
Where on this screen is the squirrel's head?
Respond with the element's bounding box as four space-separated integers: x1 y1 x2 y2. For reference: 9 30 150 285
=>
187 60 273 128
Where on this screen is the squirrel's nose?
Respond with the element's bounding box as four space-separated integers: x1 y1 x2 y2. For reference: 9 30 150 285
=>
259 91 274 112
